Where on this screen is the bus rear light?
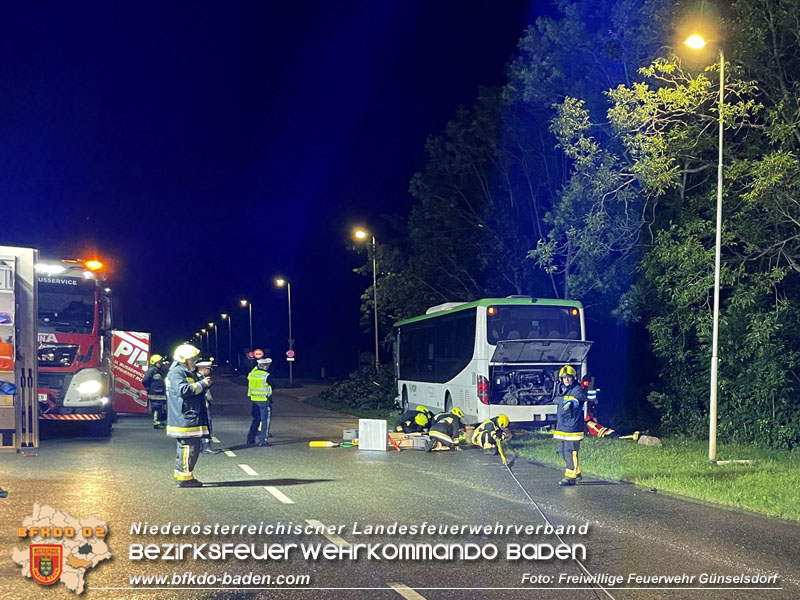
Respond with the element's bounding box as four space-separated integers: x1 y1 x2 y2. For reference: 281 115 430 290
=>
571 308 578 316
487 307 496 315
477 375 489 404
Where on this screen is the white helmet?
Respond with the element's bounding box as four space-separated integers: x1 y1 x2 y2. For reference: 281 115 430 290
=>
173 344 201 364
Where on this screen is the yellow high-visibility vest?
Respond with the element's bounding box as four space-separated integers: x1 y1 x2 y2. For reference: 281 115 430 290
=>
247 367 272 401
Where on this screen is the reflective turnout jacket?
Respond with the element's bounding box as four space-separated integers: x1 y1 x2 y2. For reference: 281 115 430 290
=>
395 409 429 433
554 381 586 441
471 417 504 446
166 363 210 438
142 365 166 400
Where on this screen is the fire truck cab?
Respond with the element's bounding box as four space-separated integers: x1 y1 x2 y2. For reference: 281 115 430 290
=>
36 259 116 436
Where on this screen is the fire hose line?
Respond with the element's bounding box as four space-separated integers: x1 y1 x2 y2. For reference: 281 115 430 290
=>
503 460 617 600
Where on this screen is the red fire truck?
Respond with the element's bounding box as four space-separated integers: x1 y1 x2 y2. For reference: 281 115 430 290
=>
36 258 149 436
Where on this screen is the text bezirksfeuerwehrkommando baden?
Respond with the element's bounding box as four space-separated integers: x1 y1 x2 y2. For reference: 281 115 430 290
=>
130 521 589 538
128 521 590 563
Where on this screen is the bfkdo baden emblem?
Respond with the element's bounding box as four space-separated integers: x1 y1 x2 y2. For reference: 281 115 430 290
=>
30 544 63 585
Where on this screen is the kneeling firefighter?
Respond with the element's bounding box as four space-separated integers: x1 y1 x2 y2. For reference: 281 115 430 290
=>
425 407 465 452
395 405 431 433
471 414 511 454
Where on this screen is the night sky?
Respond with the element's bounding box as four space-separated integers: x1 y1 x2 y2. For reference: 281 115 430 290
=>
2 1 544 377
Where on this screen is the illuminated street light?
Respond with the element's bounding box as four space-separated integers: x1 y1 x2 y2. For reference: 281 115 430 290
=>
240 299 253 350
200 328 208 354
354 228 380 368
221 314 232 366
275 278 294 385
685 32 724 462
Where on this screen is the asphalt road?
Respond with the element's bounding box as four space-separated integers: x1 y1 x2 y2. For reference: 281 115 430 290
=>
0 377 797 600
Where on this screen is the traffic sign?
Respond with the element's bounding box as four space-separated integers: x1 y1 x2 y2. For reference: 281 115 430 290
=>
286 357 295 362
253 348 264 359
247 351 254 359
286 349 295 358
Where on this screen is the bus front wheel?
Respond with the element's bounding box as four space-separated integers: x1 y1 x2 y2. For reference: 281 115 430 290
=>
444 392 453 413
401 387 409 412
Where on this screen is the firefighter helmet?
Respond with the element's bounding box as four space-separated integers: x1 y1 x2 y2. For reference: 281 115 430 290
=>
173 344 201 364
558 365 577 379
414 413 429 427
497 414 510 428
416 405 428 413
451 407 464 419
149 354 163 365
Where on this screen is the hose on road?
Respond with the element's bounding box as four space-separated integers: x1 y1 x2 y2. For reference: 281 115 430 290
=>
503 462 616 600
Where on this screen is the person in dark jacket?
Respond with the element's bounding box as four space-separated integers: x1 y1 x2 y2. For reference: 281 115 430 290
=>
554 365 587 486
394 406 431 433
197 360 222 454
166 344 211 488
425 408 465 451
142 354 168 429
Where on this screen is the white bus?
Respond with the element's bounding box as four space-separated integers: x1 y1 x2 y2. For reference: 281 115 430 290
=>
393 297 593 425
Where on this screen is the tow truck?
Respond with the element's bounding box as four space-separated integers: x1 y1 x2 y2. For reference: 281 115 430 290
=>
36 258 150 436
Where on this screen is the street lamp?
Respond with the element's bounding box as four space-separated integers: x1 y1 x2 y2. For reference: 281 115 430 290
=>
685 33 724 462
200 328 208 354
354 228 380 368
240 299 253 350
221 314 232 366
208 322 219 362
275 278 294 385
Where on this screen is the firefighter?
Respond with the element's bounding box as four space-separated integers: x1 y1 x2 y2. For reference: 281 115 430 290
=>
197 359 222 454
425 407 465 452
246 358 273 447
554 365 587 486
395 406 431 433
471 414 511 454
416 404 435 422
142 354 168 429
166 344 211 488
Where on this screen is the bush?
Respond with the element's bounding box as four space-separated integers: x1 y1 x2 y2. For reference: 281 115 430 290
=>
315 365 396 411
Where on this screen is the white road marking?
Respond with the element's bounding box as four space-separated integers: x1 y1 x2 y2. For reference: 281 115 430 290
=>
305 519 350 548
238 464 259 477
223 450 236 457
212 436 221 443
264 486 294 504
389 583 427 599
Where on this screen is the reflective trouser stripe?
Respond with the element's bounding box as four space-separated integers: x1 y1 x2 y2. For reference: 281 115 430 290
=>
430 430 454 444
561 440 581 478
174 438 201 480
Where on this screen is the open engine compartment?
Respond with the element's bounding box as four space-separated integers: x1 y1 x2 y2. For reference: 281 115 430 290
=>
489 366 559 406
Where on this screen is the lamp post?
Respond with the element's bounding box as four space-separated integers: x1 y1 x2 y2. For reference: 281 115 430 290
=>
200 328 207 354
240 299 253 350
354 228 380 368
221 314 232 366
685 34 724 462
275 278 294 385
208 322 219 361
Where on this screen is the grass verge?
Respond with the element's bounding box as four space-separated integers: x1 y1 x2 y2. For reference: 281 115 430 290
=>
510 432 800 523
304 395 397 421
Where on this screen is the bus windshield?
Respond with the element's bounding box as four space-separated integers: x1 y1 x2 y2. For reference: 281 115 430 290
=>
38 286 96 334
487 305 580 344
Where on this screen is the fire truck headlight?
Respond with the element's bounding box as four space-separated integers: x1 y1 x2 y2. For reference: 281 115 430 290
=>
76 380 103 395
99 397 109 405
